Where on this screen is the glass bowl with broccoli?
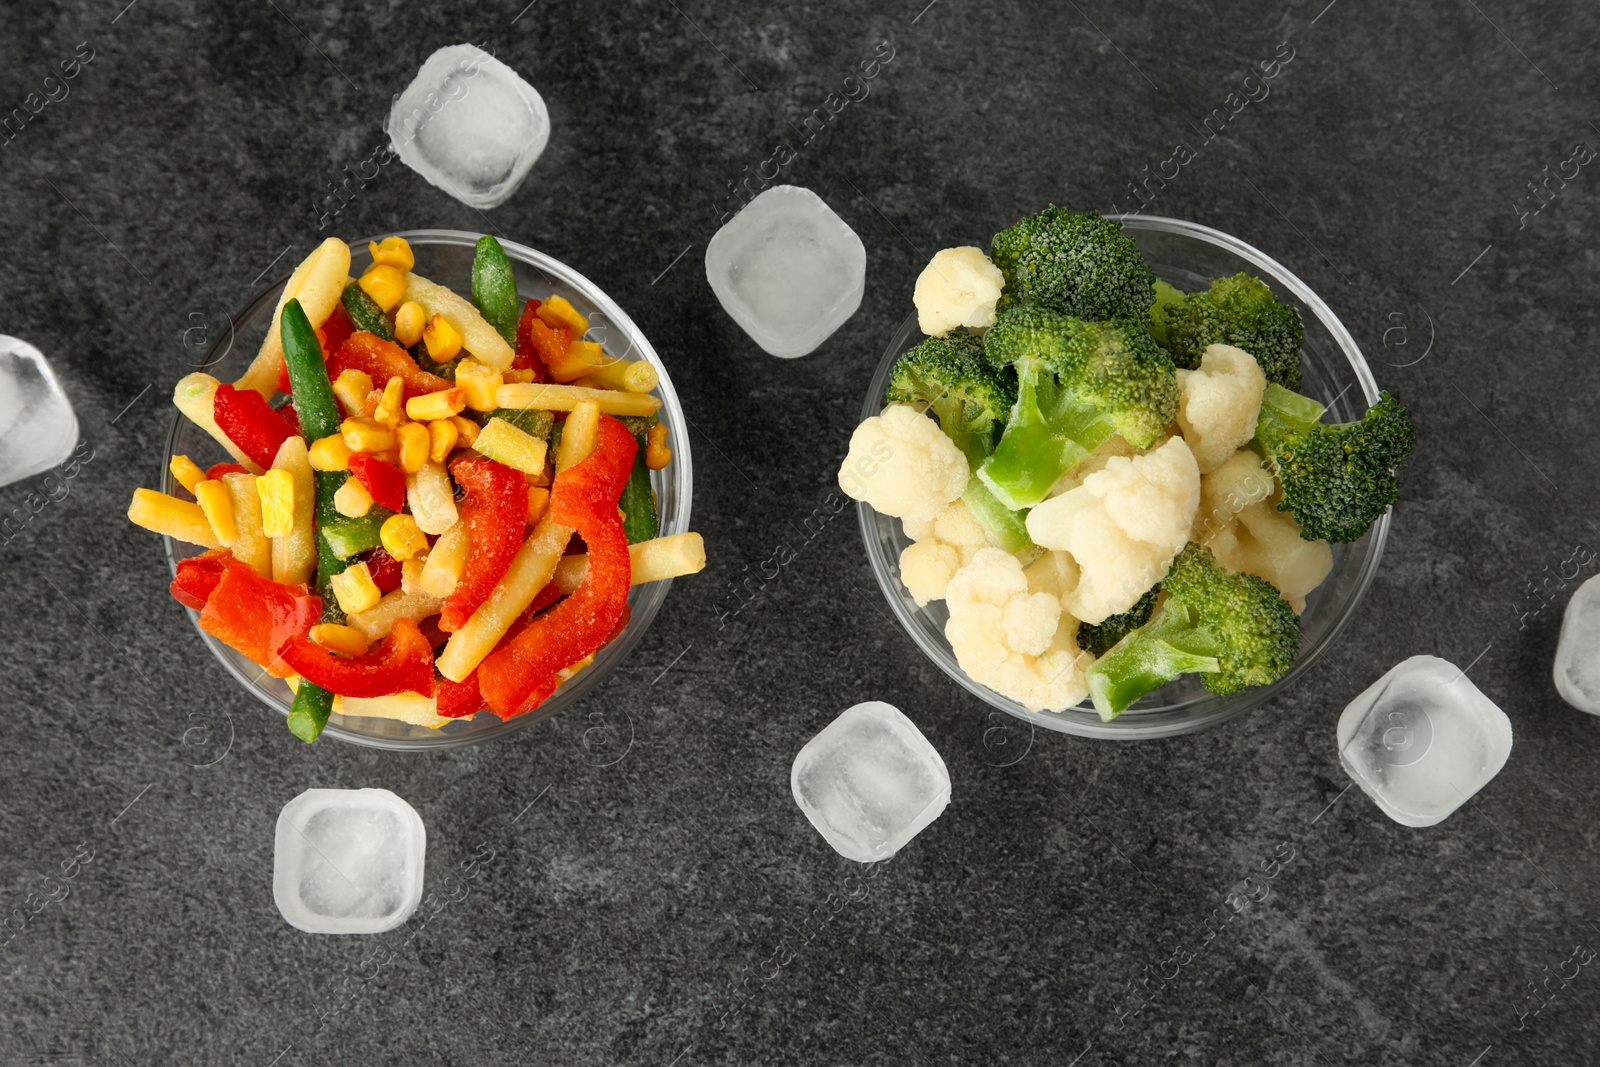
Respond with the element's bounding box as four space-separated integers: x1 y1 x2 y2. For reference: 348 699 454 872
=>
847 212 1406 739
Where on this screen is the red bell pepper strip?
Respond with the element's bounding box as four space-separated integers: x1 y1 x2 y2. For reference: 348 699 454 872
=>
169 548 233 611
512 299 549 378
213 382 299 470
524 315 572 369
525 580 563 617
278 617 435 698
198 560 322 678
205 462 249 481
319 303 354 358
364 546 403 593
478 417 636 717
328 331 451 399
439 455 527 631
436 671 486 718
347 453 408 512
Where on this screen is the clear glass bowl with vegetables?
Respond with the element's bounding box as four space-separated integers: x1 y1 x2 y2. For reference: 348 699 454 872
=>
134 230 701 749
848 213 1407 740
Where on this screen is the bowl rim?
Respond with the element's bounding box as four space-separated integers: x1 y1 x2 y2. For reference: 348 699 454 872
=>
160 228 693 750
856 213 1390 739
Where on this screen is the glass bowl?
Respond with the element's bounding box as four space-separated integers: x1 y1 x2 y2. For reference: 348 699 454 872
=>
161 230 693 749
858 214 1389 740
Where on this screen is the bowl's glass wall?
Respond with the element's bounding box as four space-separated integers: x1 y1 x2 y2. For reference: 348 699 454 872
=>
161 230 692 750
858 215 1388 739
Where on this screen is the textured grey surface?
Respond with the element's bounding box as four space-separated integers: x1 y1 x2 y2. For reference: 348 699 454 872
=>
2 1 1599 1064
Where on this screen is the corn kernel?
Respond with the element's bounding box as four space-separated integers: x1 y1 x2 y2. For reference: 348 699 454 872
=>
341 417 395 454
645 423 672 470
373 376 405 428
535 295 589 336
396 421 430 474
527 485 550 524
309 623 370 657
380 512 429 561
454 358 502 412
400 557 428 595
169 454 207 495
330 562 382 615
358 264 408 311
405 387 466 422
503 368 540 384
450 415 481 447
193 479 237 546
333 477 373 518
423 313 463 362
369 449 399 465
393 300 426 347
308 434 353 472
332 369 375 417
256 468 296 538
367 236 415 272
427 418 459 462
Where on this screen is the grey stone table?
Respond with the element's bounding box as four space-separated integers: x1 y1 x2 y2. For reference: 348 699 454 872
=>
3 1 1597 1063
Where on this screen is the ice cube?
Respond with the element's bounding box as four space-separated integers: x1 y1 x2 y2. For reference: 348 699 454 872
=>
273 788 426 934
1554 575 1600 714
704 185 866 359
387 44 550 210
0 336 78 490
1337 655 1512 828
791 700 950 862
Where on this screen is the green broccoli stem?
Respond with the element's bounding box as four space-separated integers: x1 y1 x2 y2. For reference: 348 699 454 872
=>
1084 602 1223 721
937 417 1037 558
979 373 1078 510
1257 383 1325 434
978 369 1119 510
961 478 1035 557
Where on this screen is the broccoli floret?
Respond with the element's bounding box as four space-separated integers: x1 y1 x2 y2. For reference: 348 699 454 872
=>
1148 279 1184 347
976 306 1178 510
1161 273 1305 389
1077 585 1160 658
990 207 1156 321
1253 383 1414 544
886 333 1034 556
1085 544 1300 720
887 333 1016 467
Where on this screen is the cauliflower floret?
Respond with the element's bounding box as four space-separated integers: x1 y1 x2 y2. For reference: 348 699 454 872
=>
1190 448 1275 544
898 498 992 605
1045 435 1140 499
945 548 1089 712
913 247 1006 336
838 403 968 524
1211 500 1333 614
1023 550 1080 601
1175 344 1268 473
1024 436 1200 624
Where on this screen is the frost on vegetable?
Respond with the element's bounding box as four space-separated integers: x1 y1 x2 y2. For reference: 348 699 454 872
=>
914 246 1006 336
944 547 1089 712
1174 344 1267 474
837 403 969 525
1025 436 1200 625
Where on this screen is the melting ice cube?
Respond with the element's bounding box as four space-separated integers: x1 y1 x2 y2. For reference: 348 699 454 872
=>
0 335 77 490
1337 655 1512 828
273 788 426 934
705 185 866 359
387 44 550 209
1554 575 1600 714
791 700 950 862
